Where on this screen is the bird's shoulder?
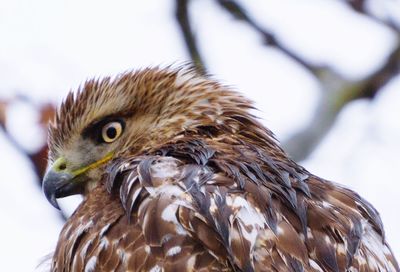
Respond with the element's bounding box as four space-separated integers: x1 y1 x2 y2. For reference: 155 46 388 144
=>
106 136 399 272
54 136 399 271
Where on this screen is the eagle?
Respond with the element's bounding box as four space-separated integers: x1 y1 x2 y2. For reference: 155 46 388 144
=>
43 66 399 272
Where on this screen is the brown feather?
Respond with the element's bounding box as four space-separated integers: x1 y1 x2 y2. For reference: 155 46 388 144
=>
48 66 399 272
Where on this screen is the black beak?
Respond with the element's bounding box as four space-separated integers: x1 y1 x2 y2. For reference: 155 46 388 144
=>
42 170 82 209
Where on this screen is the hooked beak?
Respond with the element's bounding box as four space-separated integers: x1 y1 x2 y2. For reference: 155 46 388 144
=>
42 170 82 209
42 157 84 210
42 153 113 209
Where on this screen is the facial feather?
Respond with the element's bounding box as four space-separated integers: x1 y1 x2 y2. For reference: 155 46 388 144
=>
48 66 253 162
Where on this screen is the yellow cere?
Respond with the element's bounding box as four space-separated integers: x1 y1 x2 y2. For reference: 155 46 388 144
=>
52 157 68 173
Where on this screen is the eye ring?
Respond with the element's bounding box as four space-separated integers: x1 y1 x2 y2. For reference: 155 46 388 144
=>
101 121 123 143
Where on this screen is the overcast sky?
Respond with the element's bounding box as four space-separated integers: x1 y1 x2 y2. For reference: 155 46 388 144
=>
0 0 399 270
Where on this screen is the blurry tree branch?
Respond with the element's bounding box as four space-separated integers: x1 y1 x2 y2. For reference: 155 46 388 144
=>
215 0 322 75
0 98 68 221
345 0 400 32
175 0 322 75
284 41 400 161
174 0 400 162
0 99 48 179
283 2 400 161
175 0 206 74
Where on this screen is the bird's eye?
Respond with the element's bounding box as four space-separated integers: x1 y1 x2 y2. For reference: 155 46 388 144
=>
101 122 123 143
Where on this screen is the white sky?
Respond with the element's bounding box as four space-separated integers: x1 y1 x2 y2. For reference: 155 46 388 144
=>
0 0 399 270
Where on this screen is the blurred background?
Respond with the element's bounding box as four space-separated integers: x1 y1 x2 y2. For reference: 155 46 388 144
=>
0 0 399 270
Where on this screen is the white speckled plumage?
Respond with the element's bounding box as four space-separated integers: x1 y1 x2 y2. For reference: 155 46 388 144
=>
46 66 399 271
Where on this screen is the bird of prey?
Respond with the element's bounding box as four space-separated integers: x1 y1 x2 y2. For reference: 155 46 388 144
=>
43 66 399 272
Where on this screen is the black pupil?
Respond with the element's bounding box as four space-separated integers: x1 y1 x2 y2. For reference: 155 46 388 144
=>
106 126 117 139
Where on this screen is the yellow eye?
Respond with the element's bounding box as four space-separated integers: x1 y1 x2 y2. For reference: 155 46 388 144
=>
101 122 123 143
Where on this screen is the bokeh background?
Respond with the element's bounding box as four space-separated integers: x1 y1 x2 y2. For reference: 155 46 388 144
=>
0 0 399 270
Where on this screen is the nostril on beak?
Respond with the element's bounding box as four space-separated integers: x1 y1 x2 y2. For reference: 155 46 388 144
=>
58 163 67 171
52 157 69 173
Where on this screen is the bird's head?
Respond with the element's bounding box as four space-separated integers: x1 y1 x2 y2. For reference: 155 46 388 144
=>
42 66 254 209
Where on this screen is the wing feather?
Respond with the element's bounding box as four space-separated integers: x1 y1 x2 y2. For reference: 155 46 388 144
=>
51 137 399 272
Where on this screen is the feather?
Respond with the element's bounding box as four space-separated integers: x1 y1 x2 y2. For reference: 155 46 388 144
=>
47 66 399 272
